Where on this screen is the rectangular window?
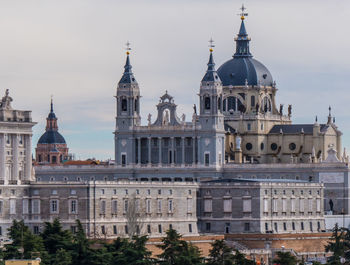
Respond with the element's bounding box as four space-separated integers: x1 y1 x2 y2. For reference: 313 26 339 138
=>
34 226 39 234
263 199 268 213
71 226 77 233
101 226 105 235
0 226 2 236
308 199 313 212
10 199 16 215
310 222 313 232
50 200 58 214
243 199 252 213
0 201 4 215
158 224 162 233
157 199 162 213
206 223 211 232
317 221 321 231
187 198 193 213
265 223 268 232
32 200 40 214
168 199 173 213
147 224 151 234
146 199 151 213
244 223 250 232
112 200 118 214
251 95 255 107
23 199 29 214
273 199 278 213
123 200 128 213
125 225 128 234
292 222 295 231
71 200 77 214
204 199 212 212
189 224 192 233
299 199 304 212
316 199 321 212
169 224 173 230
274 222 278 232
121 154 126 167
301 222 304 230
205 153 210 166
283 222 287 231
291 199 296 212
100 200 106 215
113 225 117 235
282 199 286 213
223 199 232 212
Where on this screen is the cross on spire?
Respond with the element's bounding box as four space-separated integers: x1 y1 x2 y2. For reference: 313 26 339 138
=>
208 38 215 52
125 41 131 55
238 4 248 20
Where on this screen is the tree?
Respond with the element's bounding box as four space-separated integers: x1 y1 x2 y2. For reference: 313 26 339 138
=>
3 220 47 262
273 251 298 265
125 194 145 237
71 220 92 265
232 250 256 265
51 249 72 265
41 218 73 255
157 228 203 265
325 223 347 264
207 239 234 265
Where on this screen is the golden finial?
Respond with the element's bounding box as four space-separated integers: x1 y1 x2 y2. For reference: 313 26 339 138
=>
239 4 248 20
125 41 131 55
208 38 215 52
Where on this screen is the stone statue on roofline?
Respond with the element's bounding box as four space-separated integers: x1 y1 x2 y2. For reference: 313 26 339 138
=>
0 89 13 110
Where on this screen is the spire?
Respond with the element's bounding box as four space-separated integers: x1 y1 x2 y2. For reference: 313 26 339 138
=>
234 5 252 58
327 106 332 124
118 41 138 85
48 96 56 120
201 39 221 82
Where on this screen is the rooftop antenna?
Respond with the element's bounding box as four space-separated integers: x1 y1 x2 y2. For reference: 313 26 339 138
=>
208 38 215 52
238 4 248 20
125 41 131 55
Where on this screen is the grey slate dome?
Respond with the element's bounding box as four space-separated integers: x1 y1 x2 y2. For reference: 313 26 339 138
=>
38 131 66 144
217 57 273 87
217 17 273 87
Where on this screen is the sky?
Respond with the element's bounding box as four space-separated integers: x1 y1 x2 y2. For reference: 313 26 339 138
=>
0 0 349 160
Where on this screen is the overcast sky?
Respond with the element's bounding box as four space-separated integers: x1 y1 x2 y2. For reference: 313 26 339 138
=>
0 0 349 160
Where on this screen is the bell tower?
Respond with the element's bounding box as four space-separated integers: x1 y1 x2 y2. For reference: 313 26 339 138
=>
115 42 141 131
115 43 141 166
197 41 225 167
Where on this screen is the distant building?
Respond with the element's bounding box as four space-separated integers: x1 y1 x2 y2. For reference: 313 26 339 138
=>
35 100 70 165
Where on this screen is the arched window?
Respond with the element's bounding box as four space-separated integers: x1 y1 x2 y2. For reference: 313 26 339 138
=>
204 97 211 110
134 98 138 112
225 96 245 113
261 96 272 113
121 98 127 112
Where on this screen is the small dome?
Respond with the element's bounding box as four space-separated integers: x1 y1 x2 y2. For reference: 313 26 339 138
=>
217 57 273 87
38 131 66 144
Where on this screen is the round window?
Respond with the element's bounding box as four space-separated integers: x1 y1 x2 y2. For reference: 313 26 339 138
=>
289 143 296 151
246 143 253 150
271 143 278 151
260 142 264 150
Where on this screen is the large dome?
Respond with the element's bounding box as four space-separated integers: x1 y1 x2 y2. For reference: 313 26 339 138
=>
38 130 66 144
217 57 273 87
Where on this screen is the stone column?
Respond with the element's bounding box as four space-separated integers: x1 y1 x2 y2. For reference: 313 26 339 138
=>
0 134 5 184
12 134 18 182
158 137 162 165
171 137 175 165
197 137 201 165
148 137 151 165
137 137 141 166
182 137 185 166
192 137 196 165
25 134 32 181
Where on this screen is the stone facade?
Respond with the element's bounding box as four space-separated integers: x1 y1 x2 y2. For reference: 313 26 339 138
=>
198 179 325 234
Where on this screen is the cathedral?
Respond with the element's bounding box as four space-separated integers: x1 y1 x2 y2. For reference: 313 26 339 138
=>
114 12 342 168
0 9 349 263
